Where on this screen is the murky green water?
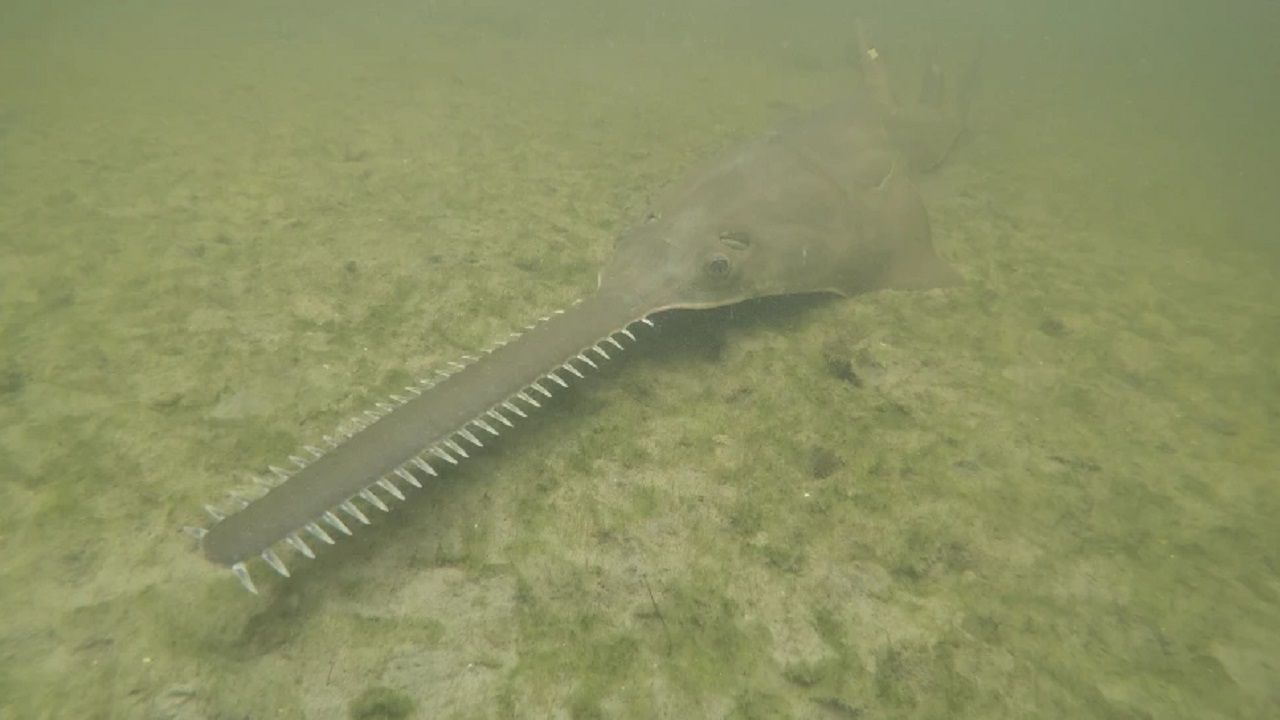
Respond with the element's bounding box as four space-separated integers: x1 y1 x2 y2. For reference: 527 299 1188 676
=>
2 2 1276 718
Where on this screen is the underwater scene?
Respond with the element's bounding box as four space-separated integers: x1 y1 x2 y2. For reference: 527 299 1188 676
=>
1 1 1276 718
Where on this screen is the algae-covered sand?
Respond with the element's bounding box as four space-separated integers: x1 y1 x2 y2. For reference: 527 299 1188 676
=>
1 2 1277 718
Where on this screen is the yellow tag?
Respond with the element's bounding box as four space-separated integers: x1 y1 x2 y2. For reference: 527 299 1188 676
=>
866 48 880 60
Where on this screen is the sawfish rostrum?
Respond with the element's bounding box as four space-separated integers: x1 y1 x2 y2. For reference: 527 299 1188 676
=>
192 64 966 594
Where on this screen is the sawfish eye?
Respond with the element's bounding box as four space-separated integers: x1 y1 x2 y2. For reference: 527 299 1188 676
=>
718 230 751 250
704 253 732 278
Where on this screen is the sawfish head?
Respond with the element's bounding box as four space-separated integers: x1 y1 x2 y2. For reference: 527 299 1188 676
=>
598 110 961 316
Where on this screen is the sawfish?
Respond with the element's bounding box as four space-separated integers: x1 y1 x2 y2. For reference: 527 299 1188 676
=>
191 36 972 593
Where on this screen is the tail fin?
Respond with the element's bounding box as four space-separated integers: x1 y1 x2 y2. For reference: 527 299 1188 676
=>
855 20 898 114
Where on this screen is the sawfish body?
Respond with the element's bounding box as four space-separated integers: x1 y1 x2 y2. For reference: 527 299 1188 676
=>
193 91 962 593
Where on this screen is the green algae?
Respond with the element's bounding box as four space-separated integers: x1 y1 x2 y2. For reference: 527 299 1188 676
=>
350 686 415 720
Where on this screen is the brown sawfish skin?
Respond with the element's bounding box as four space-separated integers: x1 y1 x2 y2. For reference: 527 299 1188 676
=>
192 58 969 594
